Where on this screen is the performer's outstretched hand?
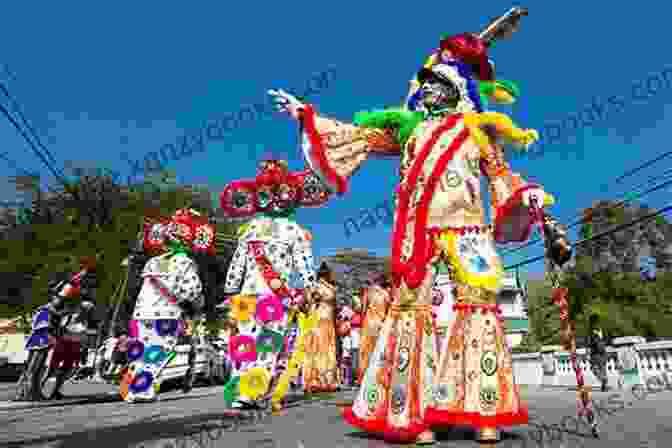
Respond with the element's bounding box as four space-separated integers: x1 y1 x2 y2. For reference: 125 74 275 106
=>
268 89 305 119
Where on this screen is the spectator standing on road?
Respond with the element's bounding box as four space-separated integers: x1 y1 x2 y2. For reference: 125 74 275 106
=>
350 311 361 387
588 314 608 392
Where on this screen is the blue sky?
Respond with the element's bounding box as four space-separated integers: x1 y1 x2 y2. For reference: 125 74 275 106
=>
1 1 671 278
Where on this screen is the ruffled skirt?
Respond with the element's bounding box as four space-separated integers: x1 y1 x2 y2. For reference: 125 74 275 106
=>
343 303 437 443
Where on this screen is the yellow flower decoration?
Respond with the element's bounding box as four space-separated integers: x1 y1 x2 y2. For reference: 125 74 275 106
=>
239 367 271 400
231 295 256 322
298 312 318 333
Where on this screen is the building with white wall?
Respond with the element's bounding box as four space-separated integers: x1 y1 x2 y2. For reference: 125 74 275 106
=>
497 270 529 348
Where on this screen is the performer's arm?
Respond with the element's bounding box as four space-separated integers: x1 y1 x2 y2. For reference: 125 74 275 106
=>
223 238 246 295
269 89 404 195
475 116 554 244
292 226 317 290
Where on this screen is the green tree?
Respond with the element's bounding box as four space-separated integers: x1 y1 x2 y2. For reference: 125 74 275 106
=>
0 168 218 327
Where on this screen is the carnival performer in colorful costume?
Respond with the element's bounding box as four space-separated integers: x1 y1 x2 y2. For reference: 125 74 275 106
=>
268 22 554 447
301 262 340 393
121 209 214 403
220 159 331 410
357 275 391 384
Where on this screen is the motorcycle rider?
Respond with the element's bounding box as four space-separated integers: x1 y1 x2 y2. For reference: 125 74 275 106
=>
43 256 98 399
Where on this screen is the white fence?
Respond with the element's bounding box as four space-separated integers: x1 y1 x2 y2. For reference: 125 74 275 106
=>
512 337 672 390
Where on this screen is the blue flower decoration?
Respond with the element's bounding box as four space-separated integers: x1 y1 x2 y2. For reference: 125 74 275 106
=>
144 345 167 365
155 319 178 337
469 255 489 273
127 340 145 362
129 370 154 393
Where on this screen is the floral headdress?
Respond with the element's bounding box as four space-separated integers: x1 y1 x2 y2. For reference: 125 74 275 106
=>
220 159 331 219
142 208 215 256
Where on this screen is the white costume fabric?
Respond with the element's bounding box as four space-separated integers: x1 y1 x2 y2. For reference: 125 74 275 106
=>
223 216 316 406
123 253 204 402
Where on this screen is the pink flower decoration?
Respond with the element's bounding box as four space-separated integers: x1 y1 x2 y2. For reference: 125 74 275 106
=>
255 294 284 323
288 289 305 307
229 335 257 363
128 320 140 338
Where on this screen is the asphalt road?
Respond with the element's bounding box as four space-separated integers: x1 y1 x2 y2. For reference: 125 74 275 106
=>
1 382 671 448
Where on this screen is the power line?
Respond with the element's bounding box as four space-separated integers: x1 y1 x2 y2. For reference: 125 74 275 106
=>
613 150 672 185
0 83 59 166
618 167 672 197
0 102 68 187
500 175 672 258
504 203 672 270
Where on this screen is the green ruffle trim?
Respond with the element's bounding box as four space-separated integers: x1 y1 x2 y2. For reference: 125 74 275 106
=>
479 79 520 101
352 108 424 147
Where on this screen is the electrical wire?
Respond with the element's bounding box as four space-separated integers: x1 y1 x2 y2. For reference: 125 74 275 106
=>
612 150 672 185
0 83 59 166
503 149 672 256
500 175 672 257
503 203 672 270
0 102 68 187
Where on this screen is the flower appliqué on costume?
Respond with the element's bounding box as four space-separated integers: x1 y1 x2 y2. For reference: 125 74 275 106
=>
479 386 498 407
469 255 490 273
239 367 271 400
129 370 153 394
366 385 379 411
480 351 498 376
127 340 145 362
255 295 284 323
229 335 257 363
391 386 406 414
434 384 454 403
143 345 168 365
256 328 284 353
154 319 178 337
193 225 214 252
231 295 256 321
398 347 410 372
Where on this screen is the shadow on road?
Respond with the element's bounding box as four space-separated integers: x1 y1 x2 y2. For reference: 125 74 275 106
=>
2 411 262 448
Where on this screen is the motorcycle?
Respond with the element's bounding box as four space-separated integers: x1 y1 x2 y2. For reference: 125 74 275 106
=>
14 305 50 401
14 269 97 401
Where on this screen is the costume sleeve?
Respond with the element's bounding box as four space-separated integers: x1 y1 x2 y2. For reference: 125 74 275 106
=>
480 140 544 244
173 255 204 308
468 111 548 244
298 104 403 194
292 225 316 290
224 237 246 295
